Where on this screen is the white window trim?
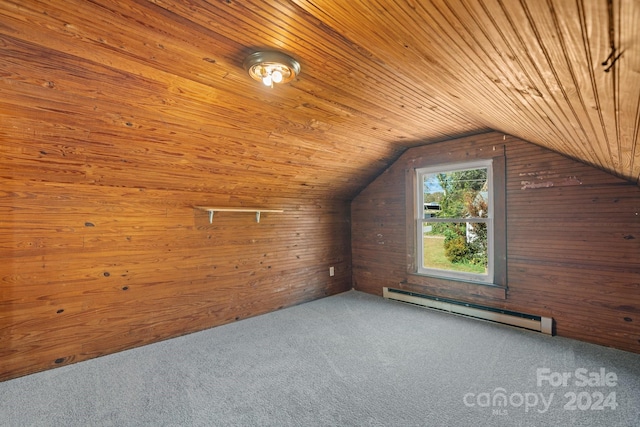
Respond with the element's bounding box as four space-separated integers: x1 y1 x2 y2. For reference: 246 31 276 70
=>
415 159 494 284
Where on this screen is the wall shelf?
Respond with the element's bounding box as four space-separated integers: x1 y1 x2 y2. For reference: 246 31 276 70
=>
194 206 284 223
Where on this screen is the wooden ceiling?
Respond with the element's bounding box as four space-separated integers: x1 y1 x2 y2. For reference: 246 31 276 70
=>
1 0 639 201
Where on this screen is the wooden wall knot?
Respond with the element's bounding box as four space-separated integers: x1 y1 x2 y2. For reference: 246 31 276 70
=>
601 47 623 73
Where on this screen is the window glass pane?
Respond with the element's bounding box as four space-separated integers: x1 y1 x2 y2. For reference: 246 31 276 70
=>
422 168 489 219
422 222 488 274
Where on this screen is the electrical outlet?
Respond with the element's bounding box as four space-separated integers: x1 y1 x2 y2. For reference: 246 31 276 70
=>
329 266 335 277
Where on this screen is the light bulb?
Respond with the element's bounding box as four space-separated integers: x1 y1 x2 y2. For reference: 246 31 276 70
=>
271 69 283 84
262 74 272 86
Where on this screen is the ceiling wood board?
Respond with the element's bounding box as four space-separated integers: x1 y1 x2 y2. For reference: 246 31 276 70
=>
1 0 638 201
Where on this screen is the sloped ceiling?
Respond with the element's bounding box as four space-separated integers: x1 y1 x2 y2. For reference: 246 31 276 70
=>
1 0 639 201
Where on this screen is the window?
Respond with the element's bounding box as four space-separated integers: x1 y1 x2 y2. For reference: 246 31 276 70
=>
409 155 506 290
416 160 494 283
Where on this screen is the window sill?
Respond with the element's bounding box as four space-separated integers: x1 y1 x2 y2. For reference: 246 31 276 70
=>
404 273 507 300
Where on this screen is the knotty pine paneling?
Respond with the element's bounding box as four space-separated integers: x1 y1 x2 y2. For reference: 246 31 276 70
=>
1 177 351 381
352 132 640 353
291 0 640 183
2 0 640 196
0 0 478 202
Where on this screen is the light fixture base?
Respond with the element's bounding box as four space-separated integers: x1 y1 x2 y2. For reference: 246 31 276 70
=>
244 51 300 87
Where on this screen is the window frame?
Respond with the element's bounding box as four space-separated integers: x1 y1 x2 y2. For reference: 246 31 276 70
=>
405 152 507 298
415 159 494 284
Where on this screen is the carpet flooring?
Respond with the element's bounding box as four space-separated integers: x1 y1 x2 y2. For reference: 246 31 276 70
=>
1 290 639 426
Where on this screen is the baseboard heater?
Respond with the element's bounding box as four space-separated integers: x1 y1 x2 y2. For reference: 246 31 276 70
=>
383 287 553 335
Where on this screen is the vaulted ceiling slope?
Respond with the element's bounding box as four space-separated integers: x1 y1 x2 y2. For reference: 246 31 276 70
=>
1 0 639 202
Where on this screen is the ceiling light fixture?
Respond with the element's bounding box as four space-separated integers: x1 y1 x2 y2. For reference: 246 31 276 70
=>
244 51 300 88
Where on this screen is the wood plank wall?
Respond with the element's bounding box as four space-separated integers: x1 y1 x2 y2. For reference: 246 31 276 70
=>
1 181 351 381
352 132 640 353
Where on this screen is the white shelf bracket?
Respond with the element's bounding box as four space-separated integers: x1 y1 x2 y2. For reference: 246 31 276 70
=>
194 206 283 224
